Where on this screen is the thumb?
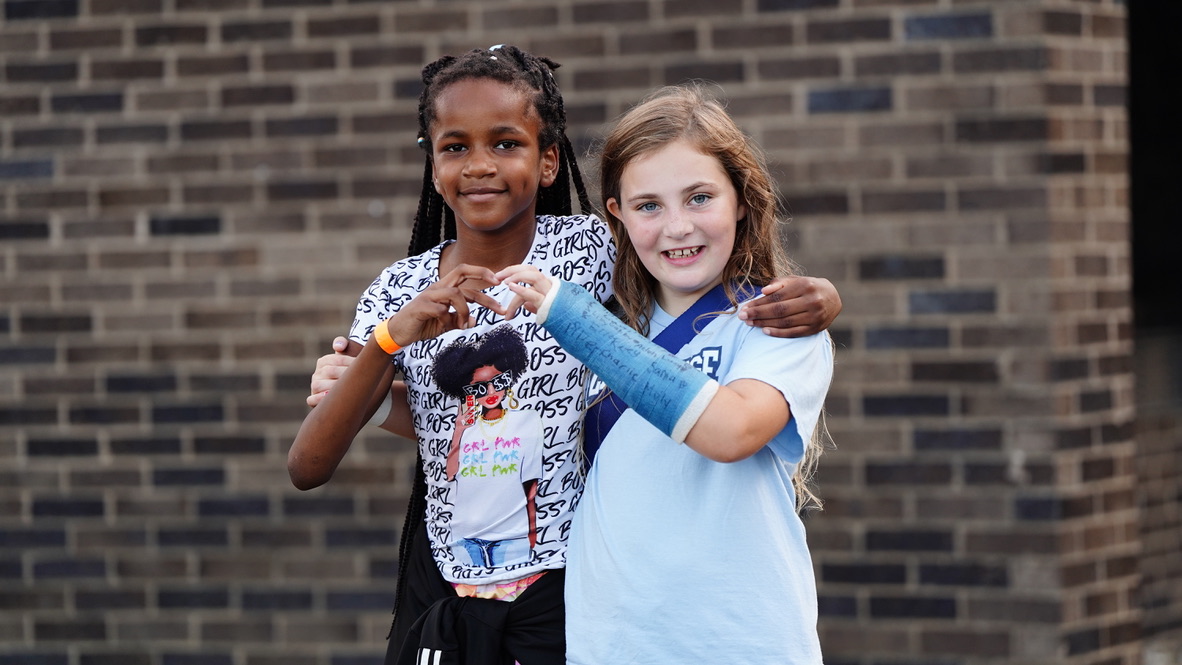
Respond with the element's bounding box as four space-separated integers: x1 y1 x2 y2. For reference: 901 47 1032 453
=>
333 336 349 353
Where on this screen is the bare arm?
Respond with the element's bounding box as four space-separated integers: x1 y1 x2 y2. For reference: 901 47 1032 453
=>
682 379 790 463
307 336 415 439
289 264 503 490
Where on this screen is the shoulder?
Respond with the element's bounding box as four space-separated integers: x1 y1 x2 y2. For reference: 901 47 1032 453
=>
367 245 443 292
536 214 609 240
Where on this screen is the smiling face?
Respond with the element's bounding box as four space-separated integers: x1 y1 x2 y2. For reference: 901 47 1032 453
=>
606 139 746 316
429 78 559 240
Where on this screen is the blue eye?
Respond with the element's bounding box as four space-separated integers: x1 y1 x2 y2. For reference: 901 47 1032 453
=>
690 193 711 205
638 202 659 213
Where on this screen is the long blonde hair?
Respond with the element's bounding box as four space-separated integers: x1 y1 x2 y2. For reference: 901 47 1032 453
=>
598 84 826 511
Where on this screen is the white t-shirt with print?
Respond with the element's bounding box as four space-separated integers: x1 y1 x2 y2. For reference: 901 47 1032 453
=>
349 214 615 585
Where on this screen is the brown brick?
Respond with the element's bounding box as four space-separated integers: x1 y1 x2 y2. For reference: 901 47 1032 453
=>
135 24 208 47
16 189 90 211
98 187 170 209
147 153 220 174
953 46 1049 73
98 250 171 270
483 6 559 29
0 94 41 116
63 156 137 177
66 344 141 364
263 50 336 72
146 281 217 300
183 248 260 268
0 30 38 54
62 218 135 239
91 58 165 81
221 19 291 42
177 0 249 9
394 9 469 33
349 44 424 69
91 0 163 13
528 34 607 59
49 28 124 51
807 18 891 43
855 51 942 76
572 1 649 24
222 85 294 107
183 184 255 205
619 28 697 55
921 629 1012 657
307 14 381 38
136 88 211 111
573 66 651 92
177 54 250 77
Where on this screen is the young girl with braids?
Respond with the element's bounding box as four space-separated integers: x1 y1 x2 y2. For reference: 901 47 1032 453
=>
291 46 839 665
498 84 832 663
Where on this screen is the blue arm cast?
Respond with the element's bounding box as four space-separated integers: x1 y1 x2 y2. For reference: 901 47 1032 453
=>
538 281 718 442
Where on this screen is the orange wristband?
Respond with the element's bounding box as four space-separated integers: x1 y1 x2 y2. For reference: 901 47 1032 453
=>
373 319 402 355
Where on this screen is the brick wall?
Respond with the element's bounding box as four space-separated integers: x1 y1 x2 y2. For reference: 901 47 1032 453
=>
1 1 1156 664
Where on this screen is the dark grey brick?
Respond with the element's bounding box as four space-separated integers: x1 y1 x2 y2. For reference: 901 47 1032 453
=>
6 0 79 19
151 403 224 423
914 428 1002 451
96 124 169 144
152 468 225 486
905 13 992 41
325 528 398 548
920 564 1008 587
326 591 392 611
32 498 105 518
865 327 949 349
27 438 97 456
909 289 995 314
150 215 221 236
758 0 838 12
157 529 230 548
221 20 292 42
193 436 266 455
242 589 314 611
283 496 355 517
863 395 950 417
198 496 270 517
822 563 907 585
808 87 891 114
158 588 230 609
0 160 54 181
866 530 954 552
135 24 208 47
5 61 78 83
51 92 123 113
859 256 944 280
870 596 957 619
33 558 107 578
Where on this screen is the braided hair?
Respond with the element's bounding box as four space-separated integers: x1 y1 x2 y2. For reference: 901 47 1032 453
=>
405 45 592 257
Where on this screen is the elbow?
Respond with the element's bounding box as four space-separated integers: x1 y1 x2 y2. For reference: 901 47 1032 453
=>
703 446 759 464
287 456 330 491
691 422 767 463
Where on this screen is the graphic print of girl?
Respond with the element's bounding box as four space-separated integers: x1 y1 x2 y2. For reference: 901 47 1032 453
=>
432 325 542 569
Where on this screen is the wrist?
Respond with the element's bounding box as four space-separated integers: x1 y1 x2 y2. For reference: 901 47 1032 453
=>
373 318 402 355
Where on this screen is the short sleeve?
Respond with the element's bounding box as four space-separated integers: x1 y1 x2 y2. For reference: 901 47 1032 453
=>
540 214 616 305
724 330 833 463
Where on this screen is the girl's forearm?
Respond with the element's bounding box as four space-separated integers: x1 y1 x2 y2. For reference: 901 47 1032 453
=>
288 335 398 489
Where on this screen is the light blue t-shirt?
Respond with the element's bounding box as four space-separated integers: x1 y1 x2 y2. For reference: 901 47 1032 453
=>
566 303 833 665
